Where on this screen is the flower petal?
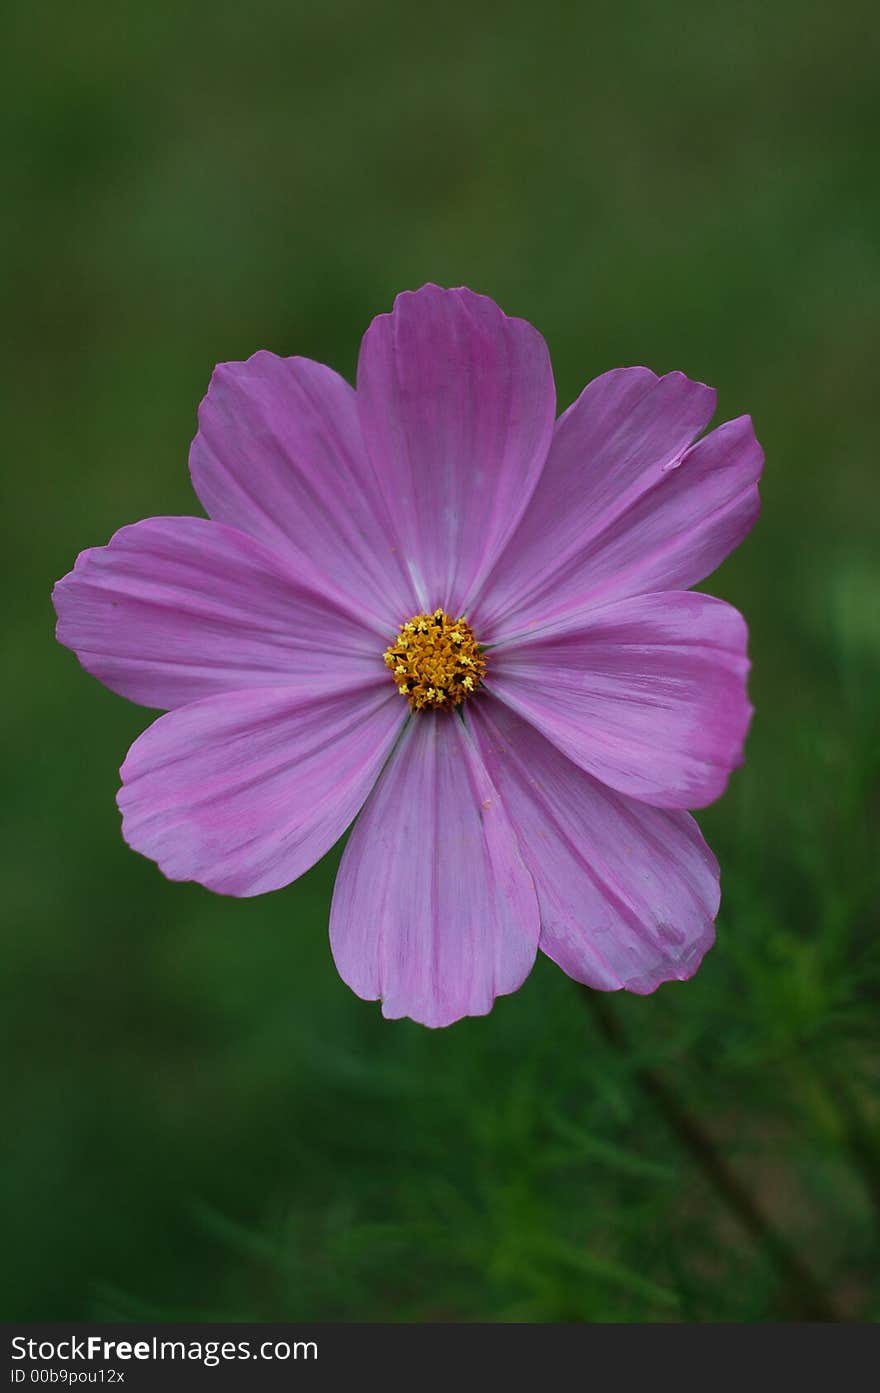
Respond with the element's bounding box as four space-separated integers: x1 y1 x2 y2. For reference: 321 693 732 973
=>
190 351 412 625
329 711 540 1027
356 284 556 615
53 517 384 710
118 682 405 896
474 367 718 636
489 591 752 809
541 415 763 612
469 701 718 992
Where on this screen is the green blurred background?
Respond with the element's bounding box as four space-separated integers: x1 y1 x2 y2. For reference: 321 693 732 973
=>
4 0 879 1321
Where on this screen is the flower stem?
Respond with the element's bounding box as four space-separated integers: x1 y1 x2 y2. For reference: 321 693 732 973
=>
824 1069 880 1228
579 985 842 1321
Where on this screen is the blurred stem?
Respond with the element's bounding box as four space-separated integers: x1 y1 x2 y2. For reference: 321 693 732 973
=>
823 1069 880 1225
580 986 842 1322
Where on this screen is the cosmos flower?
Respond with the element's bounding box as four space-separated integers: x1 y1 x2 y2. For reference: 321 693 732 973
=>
53 284 762 1027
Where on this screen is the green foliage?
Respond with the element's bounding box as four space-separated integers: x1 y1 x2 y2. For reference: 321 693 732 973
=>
3 0 878 1322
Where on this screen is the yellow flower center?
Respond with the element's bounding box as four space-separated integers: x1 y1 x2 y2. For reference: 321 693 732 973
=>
383 610 487 711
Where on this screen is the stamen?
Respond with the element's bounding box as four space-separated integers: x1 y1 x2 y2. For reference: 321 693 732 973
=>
383 610 487 711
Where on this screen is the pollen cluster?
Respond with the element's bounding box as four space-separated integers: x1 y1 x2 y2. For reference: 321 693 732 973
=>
384 610 487 711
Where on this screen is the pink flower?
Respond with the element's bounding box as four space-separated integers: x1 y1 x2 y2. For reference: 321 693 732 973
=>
53 285 762 1027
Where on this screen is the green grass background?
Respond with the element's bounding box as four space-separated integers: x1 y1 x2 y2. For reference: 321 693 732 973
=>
4 0 879 1321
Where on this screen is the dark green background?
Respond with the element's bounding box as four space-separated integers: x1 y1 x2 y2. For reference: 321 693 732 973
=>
4 0 878 1320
